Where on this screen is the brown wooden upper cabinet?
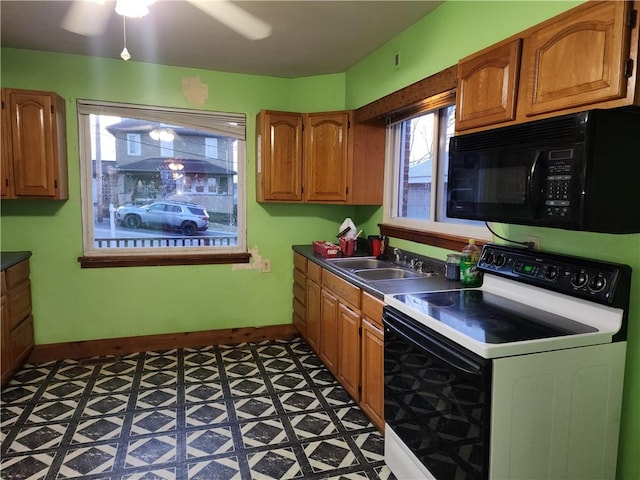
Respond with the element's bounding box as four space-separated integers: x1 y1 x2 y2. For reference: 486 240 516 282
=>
456 38 523 131
455 0 639 132
1 88 68 199
256 109 384 205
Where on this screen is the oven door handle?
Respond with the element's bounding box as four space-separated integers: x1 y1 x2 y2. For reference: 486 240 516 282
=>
384 316 485 379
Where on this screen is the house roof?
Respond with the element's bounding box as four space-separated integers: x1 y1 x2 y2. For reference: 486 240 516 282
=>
105 119 213 139
118 158 236 176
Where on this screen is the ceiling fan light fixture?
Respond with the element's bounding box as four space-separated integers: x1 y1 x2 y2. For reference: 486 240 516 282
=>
115 0 155 18
120 46 131 61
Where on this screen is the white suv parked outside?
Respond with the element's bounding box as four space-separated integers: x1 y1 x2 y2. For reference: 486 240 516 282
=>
116 201 209 235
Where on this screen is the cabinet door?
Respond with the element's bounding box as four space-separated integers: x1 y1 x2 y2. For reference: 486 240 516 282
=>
361 318 384 432
306 279 321 353
10 90 67 198
337 303 361 400
1 89 14 198
303 111 350 203
520 1 632 117
256 110 303 202
456 38 522 131
319 289 339 375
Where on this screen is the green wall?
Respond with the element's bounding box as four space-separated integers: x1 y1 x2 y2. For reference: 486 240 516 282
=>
346 2 638 479
1 1 638 477
0 49 355 344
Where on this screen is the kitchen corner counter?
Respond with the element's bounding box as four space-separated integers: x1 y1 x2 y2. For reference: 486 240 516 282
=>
292 245 461 299
1 251 32 272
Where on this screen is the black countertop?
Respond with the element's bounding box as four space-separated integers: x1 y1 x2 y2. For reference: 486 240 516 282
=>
293 245 462 299
1 251 32 271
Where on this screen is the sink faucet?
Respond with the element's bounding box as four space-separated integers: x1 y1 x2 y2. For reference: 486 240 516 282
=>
393 248 402 263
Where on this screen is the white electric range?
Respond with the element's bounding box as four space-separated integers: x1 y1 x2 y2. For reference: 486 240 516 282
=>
382 244 632 480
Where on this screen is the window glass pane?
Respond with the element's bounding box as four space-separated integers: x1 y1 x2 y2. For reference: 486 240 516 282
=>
83 107 243 254
385 101 485 234
395 112 435 221
126 133 141 155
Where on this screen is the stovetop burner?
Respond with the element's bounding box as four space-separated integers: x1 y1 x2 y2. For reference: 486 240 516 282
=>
394 290 597 344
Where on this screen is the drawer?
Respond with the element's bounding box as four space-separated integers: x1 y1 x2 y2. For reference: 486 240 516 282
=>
293 253 307 273
307 261 322 284
322 270 360 309
362 291 384 328
8 279 31 330
10 314 34 366
293 297 306 319
293 268 306 288
5 260 29 289
293 281 306 304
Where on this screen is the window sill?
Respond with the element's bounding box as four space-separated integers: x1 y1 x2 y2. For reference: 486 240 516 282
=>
379 224 487 252
78 253 251 268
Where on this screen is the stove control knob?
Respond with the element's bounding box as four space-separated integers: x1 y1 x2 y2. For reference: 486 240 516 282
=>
571 270 589 288
483 252 495 265
495 254 507 267
589 274 607 292
544 266 559 280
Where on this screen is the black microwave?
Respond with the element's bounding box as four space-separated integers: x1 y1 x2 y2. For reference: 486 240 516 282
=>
446 108 640 234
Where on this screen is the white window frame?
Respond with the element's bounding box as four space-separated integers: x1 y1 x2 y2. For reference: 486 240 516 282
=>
77 99 247 259
383 100 491 241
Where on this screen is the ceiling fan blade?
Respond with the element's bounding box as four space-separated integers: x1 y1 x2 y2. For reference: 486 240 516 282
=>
188 0 272 41
61 0 112 36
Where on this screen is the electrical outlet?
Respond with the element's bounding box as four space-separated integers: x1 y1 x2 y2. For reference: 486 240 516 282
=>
261 259 271 273
525 236 541 250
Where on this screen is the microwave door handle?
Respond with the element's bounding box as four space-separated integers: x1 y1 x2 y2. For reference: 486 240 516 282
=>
529 151 544 213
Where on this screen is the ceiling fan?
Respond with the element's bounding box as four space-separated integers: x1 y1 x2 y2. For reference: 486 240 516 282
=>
61 0 273 41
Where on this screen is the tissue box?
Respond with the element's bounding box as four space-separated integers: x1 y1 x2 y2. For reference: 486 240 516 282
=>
313 241 340 258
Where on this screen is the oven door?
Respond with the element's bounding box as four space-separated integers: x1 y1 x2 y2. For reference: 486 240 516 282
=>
383 306 492 480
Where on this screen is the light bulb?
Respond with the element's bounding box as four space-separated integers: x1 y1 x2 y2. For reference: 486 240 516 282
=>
120 47 131 61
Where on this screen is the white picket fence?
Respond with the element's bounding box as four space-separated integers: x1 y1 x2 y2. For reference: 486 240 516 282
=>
94 235 237 248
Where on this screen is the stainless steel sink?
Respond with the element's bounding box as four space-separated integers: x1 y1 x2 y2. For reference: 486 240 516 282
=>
353 268 422 280
326 258 393 270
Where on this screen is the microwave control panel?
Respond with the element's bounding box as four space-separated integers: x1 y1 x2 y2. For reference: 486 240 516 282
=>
543 149 576 221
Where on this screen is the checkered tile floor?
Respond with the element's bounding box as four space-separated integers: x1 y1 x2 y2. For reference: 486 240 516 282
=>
1 338 395 480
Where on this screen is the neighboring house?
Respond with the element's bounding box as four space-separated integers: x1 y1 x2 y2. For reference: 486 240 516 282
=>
94 119 237 222
406 159 432 218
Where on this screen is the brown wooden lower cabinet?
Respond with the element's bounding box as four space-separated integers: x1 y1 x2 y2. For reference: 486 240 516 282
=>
361 318 385 431
1 257 35 386
319 288 339 374
292 252 385 432
306 277 321 352
337 302 361 400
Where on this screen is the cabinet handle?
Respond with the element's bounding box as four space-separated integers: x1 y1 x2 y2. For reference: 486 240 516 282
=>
625 59 635 78
54 180 58 189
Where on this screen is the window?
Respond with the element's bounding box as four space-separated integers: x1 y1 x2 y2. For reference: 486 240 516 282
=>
384 94 487 239
77 100 247 267
160 139 173 157
126 133 141 155
205 137 218 158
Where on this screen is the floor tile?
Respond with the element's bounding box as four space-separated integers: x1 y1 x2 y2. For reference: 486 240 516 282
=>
0 338 394 480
